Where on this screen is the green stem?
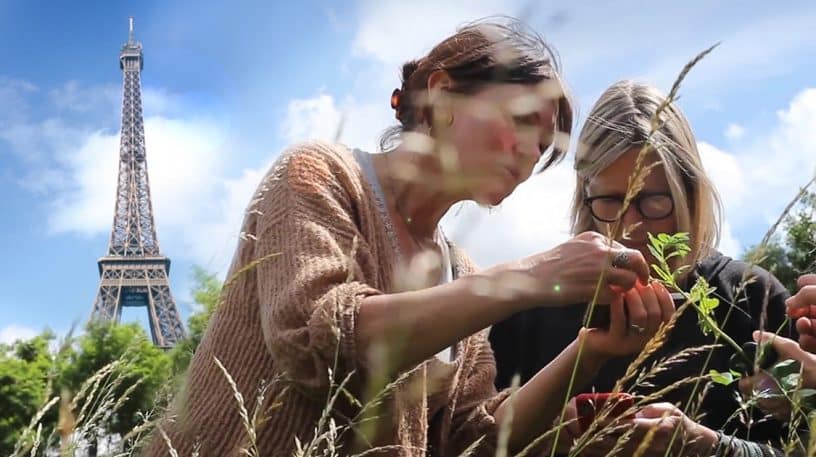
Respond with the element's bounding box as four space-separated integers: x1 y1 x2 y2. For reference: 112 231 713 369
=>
695 307 744 356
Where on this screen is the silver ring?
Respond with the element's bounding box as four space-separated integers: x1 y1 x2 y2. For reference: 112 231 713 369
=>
629 323 645 334
611 251 630 269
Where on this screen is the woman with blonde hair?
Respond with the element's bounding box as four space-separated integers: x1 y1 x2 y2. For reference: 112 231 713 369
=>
146 21 675 456
490 80 794 456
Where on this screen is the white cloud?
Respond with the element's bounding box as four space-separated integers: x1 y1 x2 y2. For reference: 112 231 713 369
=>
724 123 745 141
282 92 391 154
0 77 37 112
49 80 119 113
698 141 747 210
48 116 228 239
39 109 264 275
718 220 742 258
0 324 38 345
442 162 575 268
282 93 344 143
741 88 816 225
697 141 747 256
1 117 88 166
695 88 816 254
352 0 519 66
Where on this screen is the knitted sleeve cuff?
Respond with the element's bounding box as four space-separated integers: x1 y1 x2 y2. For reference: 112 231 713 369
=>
714 432 784 457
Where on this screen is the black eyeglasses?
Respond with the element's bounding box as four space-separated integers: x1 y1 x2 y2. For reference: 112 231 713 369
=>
584 192 674 223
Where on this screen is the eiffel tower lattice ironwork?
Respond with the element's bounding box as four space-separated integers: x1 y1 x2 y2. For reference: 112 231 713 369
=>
91 17 185 348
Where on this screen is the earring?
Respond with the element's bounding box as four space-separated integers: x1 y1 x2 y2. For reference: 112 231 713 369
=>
427 106 454 127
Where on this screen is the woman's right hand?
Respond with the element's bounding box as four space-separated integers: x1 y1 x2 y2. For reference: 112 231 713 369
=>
487 231 650 308
738 330 816 420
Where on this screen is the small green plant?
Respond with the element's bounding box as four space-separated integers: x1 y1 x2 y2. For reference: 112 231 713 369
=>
647 230 815 454
647 232 744 376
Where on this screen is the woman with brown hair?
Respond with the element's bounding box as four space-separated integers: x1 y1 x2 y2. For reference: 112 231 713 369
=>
146 20 674 456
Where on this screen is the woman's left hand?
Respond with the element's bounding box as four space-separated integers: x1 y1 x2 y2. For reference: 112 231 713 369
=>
581 281 675 359
582 403 718 457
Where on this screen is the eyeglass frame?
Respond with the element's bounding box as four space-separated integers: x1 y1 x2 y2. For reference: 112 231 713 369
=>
583 191 675 223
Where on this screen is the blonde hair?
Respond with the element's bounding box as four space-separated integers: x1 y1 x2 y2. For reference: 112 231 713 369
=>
570 80 722 268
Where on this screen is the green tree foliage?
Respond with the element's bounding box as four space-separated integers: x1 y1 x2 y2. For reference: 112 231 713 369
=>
744 191 816 292
169 266 223 376
0 331 55 455
59 321 171 440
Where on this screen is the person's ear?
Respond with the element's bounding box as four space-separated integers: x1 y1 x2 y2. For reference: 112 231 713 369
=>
427 71 453 106
424 70 454 127
426 69 453 95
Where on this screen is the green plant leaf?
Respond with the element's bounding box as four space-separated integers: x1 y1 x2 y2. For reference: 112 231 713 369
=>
796 389 816 400
770 359 802 379
651 264 673 283
729 369 743 378
709 369 735 385
782 373 802 390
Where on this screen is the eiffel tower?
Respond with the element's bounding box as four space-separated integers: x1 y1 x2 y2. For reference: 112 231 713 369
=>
90 18 185 348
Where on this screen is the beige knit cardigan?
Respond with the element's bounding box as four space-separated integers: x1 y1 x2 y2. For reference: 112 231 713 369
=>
143 141 510 456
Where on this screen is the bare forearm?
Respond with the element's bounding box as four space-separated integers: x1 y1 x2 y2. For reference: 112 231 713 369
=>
357 274 529 373
494 338 605 452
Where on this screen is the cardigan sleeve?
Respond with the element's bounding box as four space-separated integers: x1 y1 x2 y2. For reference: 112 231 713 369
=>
442 328 515 456
252 143 383 392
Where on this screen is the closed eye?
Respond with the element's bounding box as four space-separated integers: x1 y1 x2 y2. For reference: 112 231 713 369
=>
513 112 542 126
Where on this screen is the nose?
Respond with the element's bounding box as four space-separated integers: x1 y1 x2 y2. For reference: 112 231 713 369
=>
621 202 643 227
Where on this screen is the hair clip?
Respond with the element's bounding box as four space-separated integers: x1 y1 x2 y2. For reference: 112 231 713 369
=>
390 88 402 118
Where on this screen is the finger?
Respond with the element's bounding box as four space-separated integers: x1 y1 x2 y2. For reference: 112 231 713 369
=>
629 417 675 454
787 285 816 309
635 402 679 419
753 330 807 361
798 274 816 288
738 376 754 397
801 335 816 354
795 316 813 336
577 230 604 241
638 283 662 334
787 301 810 320
653 281 675 324
605 266 638 293
564 400 582 437
795 317 816 354
624 288 648 335
610 247 650 285
597 288 624 306
608 295 627 339
757 396 792 422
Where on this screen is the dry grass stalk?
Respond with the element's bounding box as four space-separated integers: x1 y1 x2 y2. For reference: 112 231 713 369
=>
495 375 521 457
630 412 665 457
213 356 260 457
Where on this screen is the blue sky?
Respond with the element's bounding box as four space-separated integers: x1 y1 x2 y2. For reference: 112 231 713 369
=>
1 0 815 343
